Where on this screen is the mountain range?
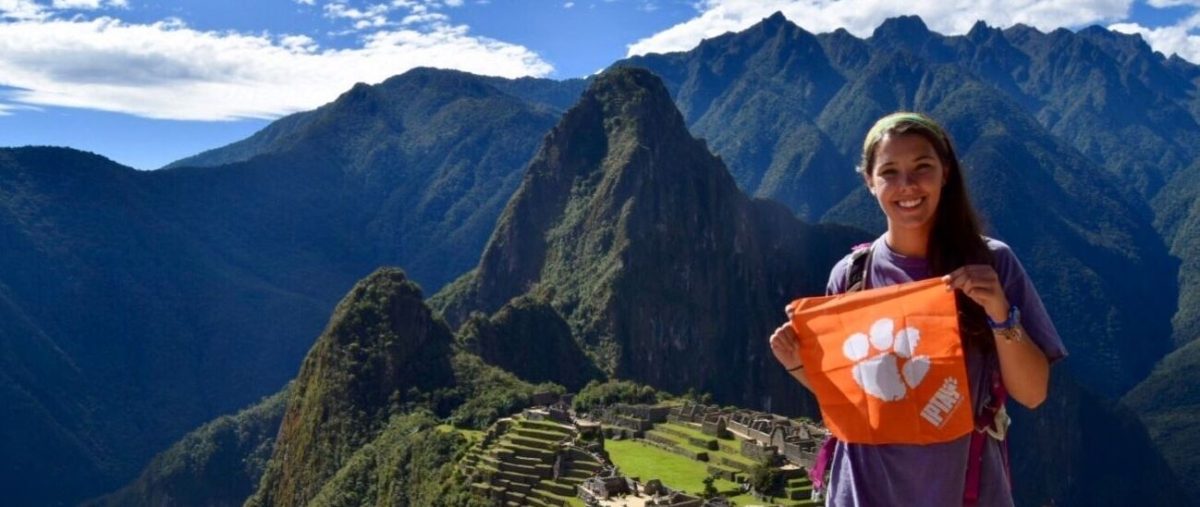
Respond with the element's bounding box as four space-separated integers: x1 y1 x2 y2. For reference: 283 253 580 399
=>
2 12 1199 506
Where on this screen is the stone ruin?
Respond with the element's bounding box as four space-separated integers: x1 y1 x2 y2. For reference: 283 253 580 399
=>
595 402 671 438
580 465 631 500
669 401 826 468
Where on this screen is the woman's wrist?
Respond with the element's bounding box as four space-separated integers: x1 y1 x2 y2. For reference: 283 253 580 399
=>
784 362 804 372
986 299 1011 324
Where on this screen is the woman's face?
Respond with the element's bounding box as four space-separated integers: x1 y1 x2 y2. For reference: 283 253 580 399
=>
866 132 947 238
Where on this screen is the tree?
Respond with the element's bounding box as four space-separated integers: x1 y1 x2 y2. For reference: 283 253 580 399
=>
702 475 719 499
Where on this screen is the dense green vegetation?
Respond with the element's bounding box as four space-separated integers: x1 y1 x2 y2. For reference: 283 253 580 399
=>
246 268 458 506
1123 339 1200 500
572 379 659 413
305 411 480 507
91 388 290 507
442 352 565 430
235 267 566 506
455 295 603 391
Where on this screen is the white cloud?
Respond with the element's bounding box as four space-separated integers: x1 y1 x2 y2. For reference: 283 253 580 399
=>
51 0 126 10
627 0 1134 56
324 1 393 28
321 0 463 30
401 11 449 24
295 0 316 5
0 16 554 121
52 0 101 8
564 1 574 7
279 34 319 52
0 0 48 20
1111 12 1200 62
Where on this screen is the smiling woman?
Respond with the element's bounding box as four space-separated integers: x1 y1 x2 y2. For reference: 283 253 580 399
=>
769 112 1068 506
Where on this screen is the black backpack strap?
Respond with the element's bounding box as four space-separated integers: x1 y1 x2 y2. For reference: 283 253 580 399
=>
845 245 873 293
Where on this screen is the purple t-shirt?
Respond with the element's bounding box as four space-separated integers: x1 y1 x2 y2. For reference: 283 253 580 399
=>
822 235 1067 507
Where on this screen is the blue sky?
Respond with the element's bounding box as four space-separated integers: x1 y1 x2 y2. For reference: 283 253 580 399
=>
0 0 1197 169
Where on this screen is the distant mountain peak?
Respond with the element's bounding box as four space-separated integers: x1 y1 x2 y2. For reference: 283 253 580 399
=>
1077 24 1160 61
760 11 788 30
250 267 455 506
966 20 1000 41
586 67 685 134
872 15 932 41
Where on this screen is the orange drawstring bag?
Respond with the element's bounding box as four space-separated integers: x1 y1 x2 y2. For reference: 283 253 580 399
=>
788 278 973 445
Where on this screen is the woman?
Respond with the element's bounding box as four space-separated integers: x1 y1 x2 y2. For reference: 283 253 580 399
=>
769 112 1067 506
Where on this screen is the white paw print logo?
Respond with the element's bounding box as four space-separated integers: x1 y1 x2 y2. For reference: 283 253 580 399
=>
843 318 930 401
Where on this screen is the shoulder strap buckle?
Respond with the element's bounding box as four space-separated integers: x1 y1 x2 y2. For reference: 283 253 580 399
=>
985 404 1010 441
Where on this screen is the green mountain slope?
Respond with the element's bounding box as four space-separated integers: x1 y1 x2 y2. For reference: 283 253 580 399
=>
455 295 604 391
90 388 289 507
247 269 456 506
244 267 552 506
0 68 566 505
1123 338 1200 502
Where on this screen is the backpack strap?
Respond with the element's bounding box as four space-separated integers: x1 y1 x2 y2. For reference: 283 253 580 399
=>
964 368 1010 505
845 243 873 293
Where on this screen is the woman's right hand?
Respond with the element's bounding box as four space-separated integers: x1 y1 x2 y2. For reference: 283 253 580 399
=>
770 321 803 371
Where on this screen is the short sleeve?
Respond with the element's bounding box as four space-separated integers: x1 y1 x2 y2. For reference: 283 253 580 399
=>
987 238 1069 364
826 254 853 296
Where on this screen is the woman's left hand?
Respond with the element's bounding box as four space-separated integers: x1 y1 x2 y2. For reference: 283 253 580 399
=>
942 265 1009 322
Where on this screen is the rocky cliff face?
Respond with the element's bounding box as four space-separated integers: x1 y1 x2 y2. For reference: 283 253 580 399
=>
433 67 867 415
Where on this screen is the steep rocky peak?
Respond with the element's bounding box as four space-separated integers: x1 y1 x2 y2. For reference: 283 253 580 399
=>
1077 25 1160 62
872 15 933 43
761 11 787 30
247 267 456 506
587 67 687 136
966 20 1002 42
334 81 382 111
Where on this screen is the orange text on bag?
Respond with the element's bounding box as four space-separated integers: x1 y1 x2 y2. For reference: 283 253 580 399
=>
788 278 972 445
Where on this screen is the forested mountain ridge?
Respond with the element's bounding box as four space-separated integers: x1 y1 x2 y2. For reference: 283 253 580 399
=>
0 69 574 505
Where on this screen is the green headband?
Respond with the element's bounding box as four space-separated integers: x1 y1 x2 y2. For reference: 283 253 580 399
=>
861 112 948 155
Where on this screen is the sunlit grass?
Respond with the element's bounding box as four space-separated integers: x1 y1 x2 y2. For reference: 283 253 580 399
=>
604 439 740 495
